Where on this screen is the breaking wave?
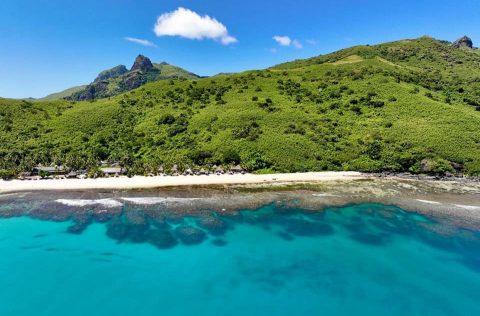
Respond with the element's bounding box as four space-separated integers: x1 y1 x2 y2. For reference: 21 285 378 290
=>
121 197 203 205
454 204 480 211
415 199 442 205
55 199 123 208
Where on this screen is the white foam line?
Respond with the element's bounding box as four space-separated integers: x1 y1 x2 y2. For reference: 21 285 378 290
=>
55 198 123 208
454 204 480 211
121 197 203 205
312 193 339 197
415 199 442 205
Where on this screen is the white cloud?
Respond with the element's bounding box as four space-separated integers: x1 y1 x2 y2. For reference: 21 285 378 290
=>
124 37 157 47
273 36 292 46
153 7 237 45
292 40 303 49
306 39 319 45
273 35 302 49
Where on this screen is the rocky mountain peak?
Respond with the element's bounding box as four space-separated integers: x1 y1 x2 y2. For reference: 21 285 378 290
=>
451 36 473 49
94 65 128 82
131 55 154 72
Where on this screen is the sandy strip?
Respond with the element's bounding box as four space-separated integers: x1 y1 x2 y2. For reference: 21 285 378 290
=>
0 172 365 194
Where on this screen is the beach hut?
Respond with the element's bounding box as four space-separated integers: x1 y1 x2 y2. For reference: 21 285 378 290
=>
33 165 65 176
17 171 32 180
158 166 164 175
66 171 78 179
198 168 208 175
230 165 244 174
171 164 179 176
184 168 194 176
215 166 225 175
100 167 125 177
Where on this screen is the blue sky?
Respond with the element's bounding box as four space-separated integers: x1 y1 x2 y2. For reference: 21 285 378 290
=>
1 0 479 98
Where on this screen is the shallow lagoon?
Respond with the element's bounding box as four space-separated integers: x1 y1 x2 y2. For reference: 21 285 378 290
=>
0 194 479 316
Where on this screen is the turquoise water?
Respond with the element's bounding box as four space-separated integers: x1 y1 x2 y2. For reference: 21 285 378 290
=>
0 201 479 316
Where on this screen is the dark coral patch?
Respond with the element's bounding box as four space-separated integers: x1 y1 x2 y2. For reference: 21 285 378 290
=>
196 216 229 236
174 226 207 245
277 231 295 241
211 238 228 247
349 232 389 246
285 219 335 237
106 217 129 242
147 229 178 249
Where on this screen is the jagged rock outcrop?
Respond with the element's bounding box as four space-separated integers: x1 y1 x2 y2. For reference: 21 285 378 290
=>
66 55 199 101
94 65 128 82
130 55 154 72
451 36 473 49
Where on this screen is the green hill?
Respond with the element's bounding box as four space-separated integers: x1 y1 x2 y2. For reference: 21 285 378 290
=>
68 55 200 101
1 36 480 177
38 85 87 101
34 56 199 101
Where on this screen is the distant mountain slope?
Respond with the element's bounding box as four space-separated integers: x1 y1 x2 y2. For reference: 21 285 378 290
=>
38 85 87 101
68 55 200 101
1 36 480 177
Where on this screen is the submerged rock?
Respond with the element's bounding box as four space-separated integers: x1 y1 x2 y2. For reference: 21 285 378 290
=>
28 207 72 222
277 231 295 241
67 213 92 234
211 238 228 247
174 226 207 245
67 222 89 234
285 219 335 236
349 232 389 246
92 208 119 223
147 229 178 249
124 211 150 242
30 201 85 221
106 217 129 241
0 207 25 218
196 216 229 236
165 213 185 225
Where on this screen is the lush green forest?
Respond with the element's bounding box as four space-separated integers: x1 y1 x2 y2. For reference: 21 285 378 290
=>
1 36 480 178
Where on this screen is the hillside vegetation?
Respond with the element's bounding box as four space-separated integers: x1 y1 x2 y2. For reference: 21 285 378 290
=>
38 85 87 101
68 55 200 101
1 36 480 177
41 55 200 101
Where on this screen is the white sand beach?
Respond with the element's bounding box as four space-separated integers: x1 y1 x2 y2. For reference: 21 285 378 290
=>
0 172 365 194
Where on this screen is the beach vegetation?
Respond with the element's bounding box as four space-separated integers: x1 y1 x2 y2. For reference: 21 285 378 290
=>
1 36 480 176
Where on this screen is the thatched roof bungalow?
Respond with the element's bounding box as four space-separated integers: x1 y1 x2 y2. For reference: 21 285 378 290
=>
171 164 179 176
215 166 225 175
33 165 65 175
17 172 32 180
66 171 78 179
230 165 244 173
100 167 125 177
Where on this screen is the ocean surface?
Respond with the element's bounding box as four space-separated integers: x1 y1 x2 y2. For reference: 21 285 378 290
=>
0 195 479 316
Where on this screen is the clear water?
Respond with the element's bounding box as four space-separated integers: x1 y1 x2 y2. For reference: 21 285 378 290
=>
0 201 479 316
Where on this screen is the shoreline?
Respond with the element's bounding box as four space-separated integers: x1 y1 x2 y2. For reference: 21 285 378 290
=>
1 172 479 229
0 171 366 194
